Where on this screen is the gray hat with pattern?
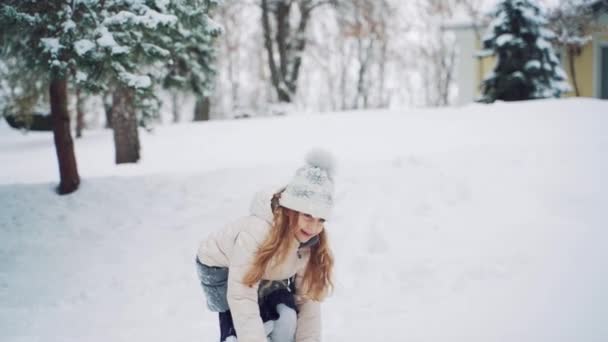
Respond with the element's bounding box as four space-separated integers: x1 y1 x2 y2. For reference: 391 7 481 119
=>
279 149 335 220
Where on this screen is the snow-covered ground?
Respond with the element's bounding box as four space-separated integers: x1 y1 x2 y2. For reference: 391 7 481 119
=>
1 98 607 342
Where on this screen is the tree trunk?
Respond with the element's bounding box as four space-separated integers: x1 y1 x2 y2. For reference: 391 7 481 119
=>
354 37 373 109
103 91 113 129
567 47 580 96
340 40 351 110
227 42 240 110
378 38 389 108
288 2 312 97
261 0 291 102
440 46 456 106
75 87 85 138
112 86 140 164
194 96 211 121
275 2 290 80
260 1 325 103
49 76 80 195
172 91 180 123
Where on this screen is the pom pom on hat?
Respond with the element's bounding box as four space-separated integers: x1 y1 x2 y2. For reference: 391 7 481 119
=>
305 148 336 179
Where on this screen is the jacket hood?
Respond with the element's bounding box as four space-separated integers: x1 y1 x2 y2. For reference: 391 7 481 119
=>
249 186 282 223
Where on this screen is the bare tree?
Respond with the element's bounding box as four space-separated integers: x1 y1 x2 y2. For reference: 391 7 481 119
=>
301 13 344 111
211 0 270 117
210 0 477 112
215 0 246 114
415 0 460 106
314 0 402 110
339 0 382 108
260 0 333 103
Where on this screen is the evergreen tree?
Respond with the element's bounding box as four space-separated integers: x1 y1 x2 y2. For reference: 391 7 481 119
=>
160 0 222 122
78 0 221 162
1 0 221 169
0 1 91 194
84 0 180 163
479 0 571 102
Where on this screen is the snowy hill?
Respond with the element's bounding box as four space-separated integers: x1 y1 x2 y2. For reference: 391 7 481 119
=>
1 98 608 342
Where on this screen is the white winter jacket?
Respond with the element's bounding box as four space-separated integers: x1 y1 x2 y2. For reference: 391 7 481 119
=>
197 188 322 342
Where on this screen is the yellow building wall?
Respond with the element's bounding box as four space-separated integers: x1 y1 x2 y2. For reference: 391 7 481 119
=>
562 43 594 97
562 32 608 98
476 55 497 96
473 37 498 97
564 32 608 97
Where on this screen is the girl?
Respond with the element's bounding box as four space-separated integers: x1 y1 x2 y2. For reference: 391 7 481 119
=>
196 150 335 342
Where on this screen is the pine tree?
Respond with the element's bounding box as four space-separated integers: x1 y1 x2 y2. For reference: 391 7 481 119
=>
77 0 221 162
85 0 180 163
0 1 89 194
1 1 221 168
479 0 571 102
160 0 222 122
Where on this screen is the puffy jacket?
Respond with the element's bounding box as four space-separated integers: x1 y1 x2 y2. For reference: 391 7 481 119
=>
197 188 322 342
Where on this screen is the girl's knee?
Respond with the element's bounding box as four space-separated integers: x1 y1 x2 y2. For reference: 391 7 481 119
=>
269 304 297 341
276 303 297 322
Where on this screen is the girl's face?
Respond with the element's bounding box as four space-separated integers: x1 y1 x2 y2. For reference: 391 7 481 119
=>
293 212 325 243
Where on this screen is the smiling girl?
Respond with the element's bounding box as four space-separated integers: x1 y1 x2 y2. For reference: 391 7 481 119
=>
196 149 336 342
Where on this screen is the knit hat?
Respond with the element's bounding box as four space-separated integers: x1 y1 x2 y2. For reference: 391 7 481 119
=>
279 149 336 220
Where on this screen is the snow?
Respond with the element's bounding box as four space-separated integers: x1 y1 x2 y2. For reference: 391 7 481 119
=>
96 26 118 48
521 6 547 25
483 11 507 43
111 45 130 55
103 9 177 30
1 99 608 342
525 60 541 70
63 19 76 32
40 37 62 56
103 11 141 26
560 35 592 46
75 71 88 83
203 14 223 35
555 67 568 80
475 49 494 58
539 27 556 40
96 26 129 55
536 37 551 50
155 0 171 12
142 43 171 58
50 60 64 68
119 72 152 89
74 39 95 56
511 70 524 79
495 33 514 47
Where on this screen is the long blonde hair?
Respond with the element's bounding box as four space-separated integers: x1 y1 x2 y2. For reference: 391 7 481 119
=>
243 191 334 301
